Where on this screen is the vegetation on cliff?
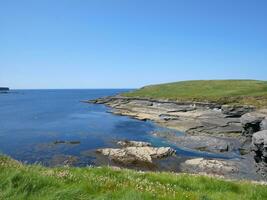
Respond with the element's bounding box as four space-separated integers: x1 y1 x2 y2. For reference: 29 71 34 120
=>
123 80 267 107
0 155 266 200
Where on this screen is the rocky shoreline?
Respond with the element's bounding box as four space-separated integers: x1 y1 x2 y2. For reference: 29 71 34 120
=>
85 95 267 180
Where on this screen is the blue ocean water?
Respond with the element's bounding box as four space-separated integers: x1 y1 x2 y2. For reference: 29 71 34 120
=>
0 89 234 167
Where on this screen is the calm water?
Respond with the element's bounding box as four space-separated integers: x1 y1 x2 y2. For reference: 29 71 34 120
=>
0 90 233 167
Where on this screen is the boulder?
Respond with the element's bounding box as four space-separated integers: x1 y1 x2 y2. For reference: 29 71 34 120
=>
222 105 255 117
97 145 175 164
253 130 267 146
241 112 266 136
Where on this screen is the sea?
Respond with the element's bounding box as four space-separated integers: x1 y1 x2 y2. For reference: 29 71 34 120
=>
0 89 234 169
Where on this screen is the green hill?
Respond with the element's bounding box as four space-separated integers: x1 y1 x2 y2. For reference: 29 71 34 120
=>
0 155 267 200
123 80 267 107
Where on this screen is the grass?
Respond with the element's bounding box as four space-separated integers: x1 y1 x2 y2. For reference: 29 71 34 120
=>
123 80 267 107
0 155 267 200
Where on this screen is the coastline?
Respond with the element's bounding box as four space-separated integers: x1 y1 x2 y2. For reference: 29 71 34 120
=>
86 95 267 181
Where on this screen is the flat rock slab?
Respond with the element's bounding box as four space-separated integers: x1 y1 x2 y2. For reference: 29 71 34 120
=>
221 105 255 117
153 131 239 153
182 158 239 174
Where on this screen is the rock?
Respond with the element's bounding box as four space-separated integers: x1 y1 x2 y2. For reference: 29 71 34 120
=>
221 105 255 117
117 140 151 147
153 131 239 154
53 140 66 144
260 119 267 130
176 135 234 153
159 114 180 121
253 130 267 146
241 112 266 137
252 130 267 177
183 158 239 174
50 155 78 166
97 145 175 164
153 102 196 112
53 140 80 145
128 100 153 107
87 96 244 136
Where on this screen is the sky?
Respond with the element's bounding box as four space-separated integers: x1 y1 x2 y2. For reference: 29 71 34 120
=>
0 0 267 89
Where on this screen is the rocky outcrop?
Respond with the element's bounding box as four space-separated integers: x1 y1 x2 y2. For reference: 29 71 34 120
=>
241 111 266 137
221 105 255 117
252 130 267 177
86 96 267 179
96 140 175 164
182 158 239 175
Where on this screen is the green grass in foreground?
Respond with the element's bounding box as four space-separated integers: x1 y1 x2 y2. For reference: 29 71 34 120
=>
123 80 267 107
0 156 267 200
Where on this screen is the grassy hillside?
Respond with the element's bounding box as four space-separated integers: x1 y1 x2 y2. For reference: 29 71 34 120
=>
0 155 267 200
123 80 267 107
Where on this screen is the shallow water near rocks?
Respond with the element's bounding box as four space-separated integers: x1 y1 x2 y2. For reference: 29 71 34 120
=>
0 90 238 168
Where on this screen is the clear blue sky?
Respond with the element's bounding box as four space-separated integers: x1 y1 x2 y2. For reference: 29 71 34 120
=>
1 0 267 89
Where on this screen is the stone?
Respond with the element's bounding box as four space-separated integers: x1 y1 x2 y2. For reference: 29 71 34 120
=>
252 130 267 146
221 105 255 117
97 145 175 164
53 140 81 145
50 155 78 166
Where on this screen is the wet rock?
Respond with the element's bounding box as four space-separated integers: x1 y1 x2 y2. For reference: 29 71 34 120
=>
175 135 235 153
182 158 239 174
50 155 78 166
221 105 255 117
53 140 66 144
53 140 80 145
117 140 151 147
97 143 175 164
153 131 239 154
241 112 266 137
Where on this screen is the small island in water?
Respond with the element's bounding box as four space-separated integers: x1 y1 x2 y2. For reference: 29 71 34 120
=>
0 87 9 91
